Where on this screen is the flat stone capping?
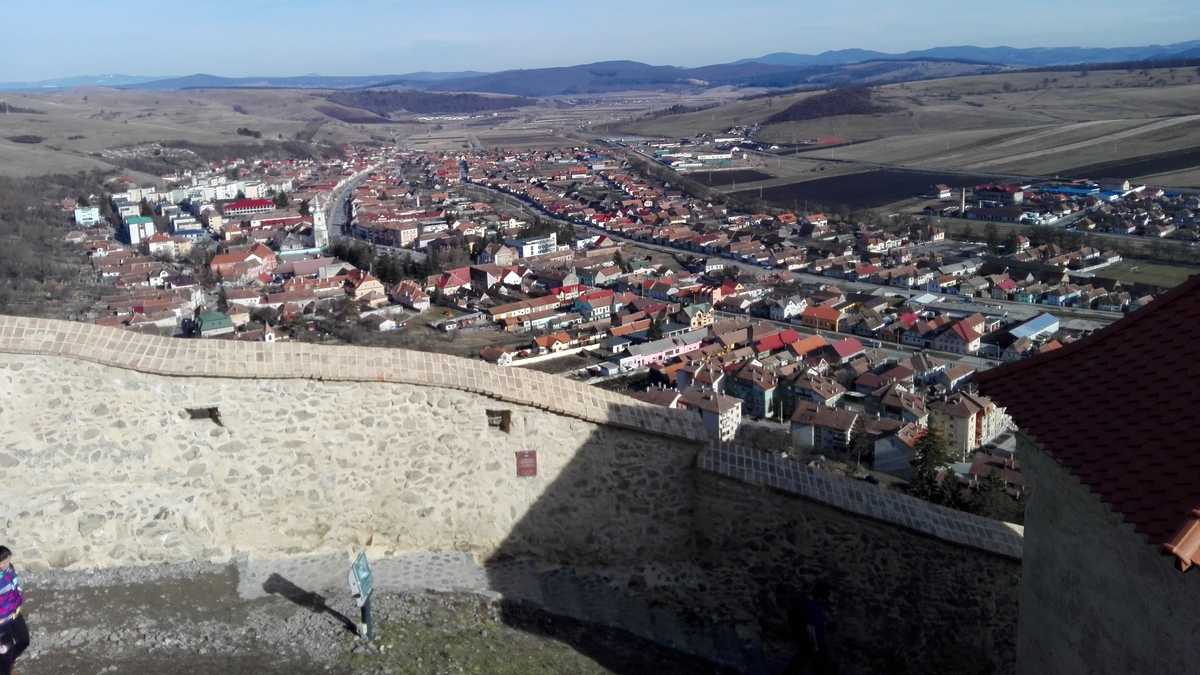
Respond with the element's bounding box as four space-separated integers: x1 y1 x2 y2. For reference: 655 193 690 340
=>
700 445 1024 560
0 315 707 443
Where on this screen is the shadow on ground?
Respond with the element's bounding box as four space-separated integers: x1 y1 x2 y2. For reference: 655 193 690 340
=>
262 572 357 634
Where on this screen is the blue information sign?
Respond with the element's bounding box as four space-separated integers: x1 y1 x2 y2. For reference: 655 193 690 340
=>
348 551 374 608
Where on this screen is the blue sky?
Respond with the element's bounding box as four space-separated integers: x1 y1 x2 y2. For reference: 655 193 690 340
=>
2 0 1198 80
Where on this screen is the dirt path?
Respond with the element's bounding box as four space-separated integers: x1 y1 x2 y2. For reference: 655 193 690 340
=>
12 561 722 675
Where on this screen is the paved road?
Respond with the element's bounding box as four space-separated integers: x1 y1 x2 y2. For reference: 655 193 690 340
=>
326 164 383 235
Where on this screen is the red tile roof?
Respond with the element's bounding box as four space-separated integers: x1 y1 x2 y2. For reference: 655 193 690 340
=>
976 274 1200 571
831 337 865 359
755 328 800 354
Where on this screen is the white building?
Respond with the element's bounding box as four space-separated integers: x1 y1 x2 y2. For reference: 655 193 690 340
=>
930 392 1012 460
124 216 156 246
505 232 558 258
74 207 102 227
312 196 330 249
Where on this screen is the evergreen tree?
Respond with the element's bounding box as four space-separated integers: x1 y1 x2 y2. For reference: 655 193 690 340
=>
909 428 952 502
216 285 229 314
273 191 289 209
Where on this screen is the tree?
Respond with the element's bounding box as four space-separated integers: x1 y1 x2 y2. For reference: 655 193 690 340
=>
848 431 874 470
373 252 403 285
235 190 246 200
76 195 90 207
216 285 229 314
984 222 999 253
613 250 632 274
250 306 279 326
272 191 289 209
298 199 311 217
648 313 666 340
970 471 1012 519
1003 231 1020 254
909 428 952 502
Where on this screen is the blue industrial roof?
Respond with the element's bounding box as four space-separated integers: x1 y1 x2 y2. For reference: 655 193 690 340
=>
1038 186 1100 196
1010 312 1060 339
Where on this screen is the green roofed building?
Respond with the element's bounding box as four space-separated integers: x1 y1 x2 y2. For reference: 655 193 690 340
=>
196 311 234 337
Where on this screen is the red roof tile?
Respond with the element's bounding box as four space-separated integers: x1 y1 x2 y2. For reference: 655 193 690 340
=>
976 274 1200 571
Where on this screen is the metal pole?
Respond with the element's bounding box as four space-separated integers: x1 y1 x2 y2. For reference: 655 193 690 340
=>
360 594 375 640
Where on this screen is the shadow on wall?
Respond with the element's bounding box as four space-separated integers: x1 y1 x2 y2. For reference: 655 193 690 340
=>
481 399 1020 675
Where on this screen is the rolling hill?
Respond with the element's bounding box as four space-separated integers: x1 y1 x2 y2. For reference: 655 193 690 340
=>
124 72 483 91
8 39 1198 97
739 40 1200 68
414 59 997 96
326 90 535 115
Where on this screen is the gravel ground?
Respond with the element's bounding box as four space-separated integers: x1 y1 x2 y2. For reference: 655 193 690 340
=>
12 562 724 675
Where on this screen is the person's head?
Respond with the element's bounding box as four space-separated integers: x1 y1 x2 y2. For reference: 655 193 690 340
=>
0 546 10 568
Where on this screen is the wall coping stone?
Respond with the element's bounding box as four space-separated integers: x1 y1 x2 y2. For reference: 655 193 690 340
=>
0 315 708 443
700 444 1024 560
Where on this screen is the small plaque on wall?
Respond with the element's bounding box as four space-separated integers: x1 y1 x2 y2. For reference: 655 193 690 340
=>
515 450 537 477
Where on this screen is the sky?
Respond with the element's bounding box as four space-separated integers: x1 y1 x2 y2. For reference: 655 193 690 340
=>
2 0 1198 81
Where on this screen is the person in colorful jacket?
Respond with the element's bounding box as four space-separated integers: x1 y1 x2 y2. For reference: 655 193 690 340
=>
0 546 29 675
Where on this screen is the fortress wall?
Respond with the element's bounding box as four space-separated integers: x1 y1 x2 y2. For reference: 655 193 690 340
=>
0 352 702 569
695 469 1021 674
0 315 706 443
0 316 1023 672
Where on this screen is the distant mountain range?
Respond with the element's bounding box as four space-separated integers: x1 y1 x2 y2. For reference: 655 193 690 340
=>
0 71 485 92
3 40 1197 95
738 40 1200 67
0 74 164 91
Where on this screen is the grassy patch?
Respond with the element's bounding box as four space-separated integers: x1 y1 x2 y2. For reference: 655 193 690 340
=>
1091 259 1198 289
346 596 714 675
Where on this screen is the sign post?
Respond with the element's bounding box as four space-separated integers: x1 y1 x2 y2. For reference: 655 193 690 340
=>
348 551 375 640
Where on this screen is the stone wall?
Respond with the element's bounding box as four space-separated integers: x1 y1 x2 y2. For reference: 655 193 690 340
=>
0 353 701 569
695 469 1021 674
1017 437 1200 675
0 316 1024 672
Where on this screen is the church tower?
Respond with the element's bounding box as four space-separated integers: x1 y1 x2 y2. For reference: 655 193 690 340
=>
312 195 329 249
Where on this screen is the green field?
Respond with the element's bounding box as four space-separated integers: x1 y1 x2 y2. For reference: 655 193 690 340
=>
1091 260 1199 289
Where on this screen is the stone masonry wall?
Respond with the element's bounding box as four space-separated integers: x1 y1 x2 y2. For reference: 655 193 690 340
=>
0 353 701 569
0 316 1024 672
696 471 1022 675
1017 437 1200 675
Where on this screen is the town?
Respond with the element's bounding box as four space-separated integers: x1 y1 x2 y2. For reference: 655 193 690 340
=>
6 7 1200 673
60 137 1191 521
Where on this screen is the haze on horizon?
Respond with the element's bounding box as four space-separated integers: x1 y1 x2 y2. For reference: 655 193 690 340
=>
3 0 1198 82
